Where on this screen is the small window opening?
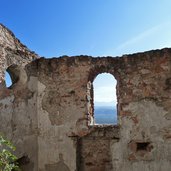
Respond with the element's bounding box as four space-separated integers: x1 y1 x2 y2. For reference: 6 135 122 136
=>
5 65 21 88
136 142 150 151
93 73 117 125
5 71 12 88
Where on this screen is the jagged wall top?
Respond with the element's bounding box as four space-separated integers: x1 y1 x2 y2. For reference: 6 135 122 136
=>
0 24 39 87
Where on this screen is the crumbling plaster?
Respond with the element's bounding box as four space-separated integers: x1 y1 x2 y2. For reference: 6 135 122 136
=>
0 24 171 171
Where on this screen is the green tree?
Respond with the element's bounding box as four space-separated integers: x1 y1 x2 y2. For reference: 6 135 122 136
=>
0 135 20 171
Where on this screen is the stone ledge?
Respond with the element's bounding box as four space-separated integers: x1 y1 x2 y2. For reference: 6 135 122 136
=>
85 125 120 139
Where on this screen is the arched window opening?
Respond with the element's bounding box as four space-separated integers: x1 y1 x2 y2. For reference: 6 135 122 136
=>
5 65 21 88
5 71 12 88
93 73 117 125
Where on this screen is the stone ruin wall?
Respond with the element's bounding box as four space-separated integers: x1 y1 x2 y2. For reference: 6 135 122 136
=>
0 24 38 88
0 24 171 171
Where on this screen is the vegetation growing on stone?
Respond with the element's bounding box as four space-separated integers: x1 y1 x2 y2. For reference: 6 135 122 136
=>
0 135 20 171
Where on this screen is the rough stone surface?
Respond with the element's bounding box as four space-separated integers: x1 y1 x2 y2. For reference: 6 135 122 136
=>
0 24 39 88
1 25 171 171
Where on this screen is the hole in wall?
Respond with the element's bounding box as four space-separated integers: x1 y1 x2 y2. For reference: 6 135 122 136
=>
5 65 20 88
136 142 151 152
17 155 30 166
93 73 117 125
5 70 12 88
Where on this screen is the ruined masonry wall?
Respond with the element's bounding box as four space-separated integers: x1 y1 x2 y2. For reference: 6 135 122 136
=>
0 25 171 171
0 24 38 88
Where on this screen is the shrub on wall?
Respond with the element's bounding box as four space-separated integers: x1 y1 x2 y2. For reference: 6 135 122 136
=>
0 135 20 171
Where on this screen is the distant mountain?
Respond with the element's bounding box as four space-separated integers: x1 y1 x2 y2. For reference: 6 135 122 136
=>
94 106 117 124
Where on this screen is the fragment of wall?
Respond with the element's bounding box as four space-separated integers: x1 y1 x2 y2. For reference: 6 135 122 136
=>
61 49 171 171
0 24 39 170
112 49 171 171
0 24 39 88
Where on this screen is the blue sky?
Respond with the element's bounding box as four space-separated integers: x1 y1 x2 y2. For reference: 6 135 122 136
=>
2 0 171 104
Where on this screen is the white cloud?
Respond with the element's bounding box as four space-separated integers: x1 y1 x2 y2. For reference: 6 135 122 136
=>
94 86 117 104
114 24 163 51
104 21 171 56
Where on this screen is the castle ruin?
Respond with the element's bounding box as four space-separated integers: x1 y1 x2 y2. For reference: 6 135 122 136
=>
0 24 171 171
